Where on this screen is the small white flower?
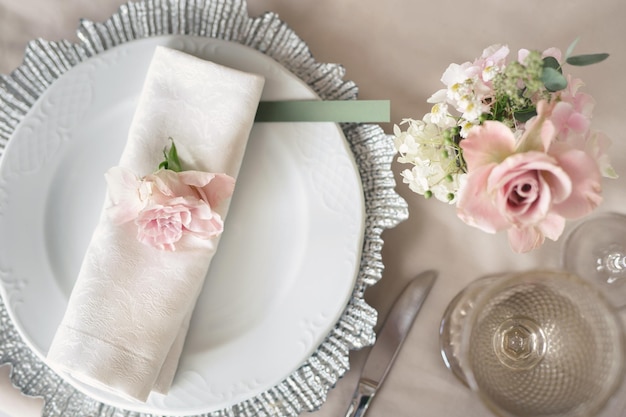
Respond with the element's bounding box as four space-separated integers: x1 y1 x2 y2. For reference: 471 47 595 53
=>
446 82 466 104
482 65 499 82
426 102 458 128
427 89 447 104
459 120 479 138
441 62 473 90
459 97 486 122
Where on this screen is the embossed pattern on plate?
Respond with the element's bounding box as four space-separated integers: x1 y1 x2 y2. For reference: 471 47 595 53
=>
0 1 409 416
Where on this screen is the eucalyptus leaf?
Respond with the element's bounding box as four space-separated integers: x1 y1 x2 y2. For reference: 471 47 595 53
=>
541 67 568 92
565 37 580 60
566 53 609 66
514 108 538 123
542 56 562 73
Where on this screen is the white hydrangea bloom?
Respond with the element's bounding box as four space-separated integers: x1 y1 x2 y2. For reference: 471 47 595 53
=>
431 171 468 204
400 167 430 195
393 118 466 204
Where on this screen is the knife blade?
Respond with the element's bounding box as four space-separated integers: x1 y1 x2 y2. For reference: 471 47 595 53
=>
344 270 437 417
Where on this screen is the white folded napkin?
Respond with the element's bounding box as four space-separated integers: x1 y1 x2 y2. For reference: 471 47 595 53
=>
46 46 265 402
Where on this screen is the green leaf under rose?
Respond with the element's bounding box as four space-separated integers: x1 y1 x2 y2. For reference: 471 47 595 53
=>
158 138 182 172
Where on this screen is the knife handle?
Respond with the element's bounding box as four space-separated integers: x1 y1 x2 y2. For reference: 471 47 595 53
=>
344 379 377 417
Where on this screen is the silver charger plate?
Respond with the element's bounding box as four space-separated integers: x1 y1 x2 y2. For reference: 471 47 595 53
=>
0 0 408 416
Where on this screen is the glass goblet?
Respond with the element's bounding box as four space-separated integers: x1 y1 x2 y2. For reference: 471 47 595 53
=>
439 270 624 417
562 212 626 308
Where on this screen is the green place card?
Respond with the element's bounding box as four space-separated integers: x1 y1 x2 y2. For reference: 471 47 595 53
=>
255 100 390 123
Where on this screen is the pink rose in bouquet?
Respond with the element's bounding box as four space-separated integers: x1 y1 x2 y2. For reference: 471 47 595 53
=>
457 102 602 252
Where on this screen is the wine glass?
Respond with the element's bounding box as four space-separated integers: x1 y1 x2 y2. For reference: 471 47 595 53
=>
439 270 625 417
562 212 626 308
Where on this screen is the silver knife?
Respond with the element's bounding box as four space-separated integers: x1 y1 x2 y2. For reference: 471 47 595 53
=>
344 270 437 417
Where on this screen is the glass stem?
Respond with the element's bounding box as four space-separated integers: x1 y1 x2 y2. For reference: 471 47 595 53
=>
597 246 626 284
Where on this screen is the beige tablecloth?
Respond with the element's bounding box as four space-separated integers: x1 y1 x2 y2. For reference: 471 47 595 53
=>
1 1 625 416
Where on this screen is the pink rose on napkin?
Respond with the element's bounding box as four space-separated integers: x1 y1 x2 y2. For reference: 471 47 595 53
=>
105 166 235 251
457 102 602 253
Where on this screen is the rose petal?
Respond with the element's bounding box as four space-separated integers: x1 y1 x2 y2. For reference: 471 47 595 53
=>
551 145 602 219
105 166 145 224
460 121 516 171
148 169 189 198
507 212 565 253
538 212 566 242
178 171 235 208
587 130 618 179
551 101 590 135
188 214 224 239
178 198 225 238
507 225 545 253
516 105 555 153
456 164 509 233
542 47 562 62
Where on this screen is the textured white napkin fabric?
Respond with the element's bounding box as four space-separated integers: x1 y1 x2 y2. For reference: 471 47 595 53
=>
46 46 265 402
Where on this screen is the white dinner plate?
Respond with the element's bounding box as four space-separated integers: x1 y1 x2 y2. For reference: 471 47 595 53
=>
0 35 364 415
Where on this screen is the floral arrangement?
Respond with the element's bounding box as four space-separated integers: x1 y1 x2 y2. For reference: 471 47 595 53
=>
105 139 234 251
394 40 615 252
